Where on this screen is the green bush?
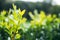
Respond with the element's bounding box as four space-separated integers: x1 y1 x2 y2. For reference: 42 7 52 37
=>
0 4 60 40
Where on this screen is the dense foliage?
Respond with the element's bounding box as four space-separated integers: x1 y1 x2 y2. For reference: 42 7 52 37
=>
0 4 60 40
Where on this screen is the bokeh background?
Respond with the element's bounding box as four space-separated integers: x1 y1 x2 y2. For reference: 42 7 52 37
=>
0 0 60 19
0 0 60 40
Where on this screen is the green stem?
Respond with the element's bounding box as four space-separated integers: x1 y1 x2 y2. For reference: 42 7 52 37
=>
11 34 15 40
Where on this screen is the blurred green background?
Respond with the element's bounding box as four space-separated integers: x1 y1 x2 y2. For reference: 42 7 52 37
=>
0 0 60 19
0 0 60 40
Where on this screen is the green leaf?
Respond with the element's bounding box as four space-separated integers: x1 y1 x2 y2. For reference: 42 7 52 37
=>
15 34 21 39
